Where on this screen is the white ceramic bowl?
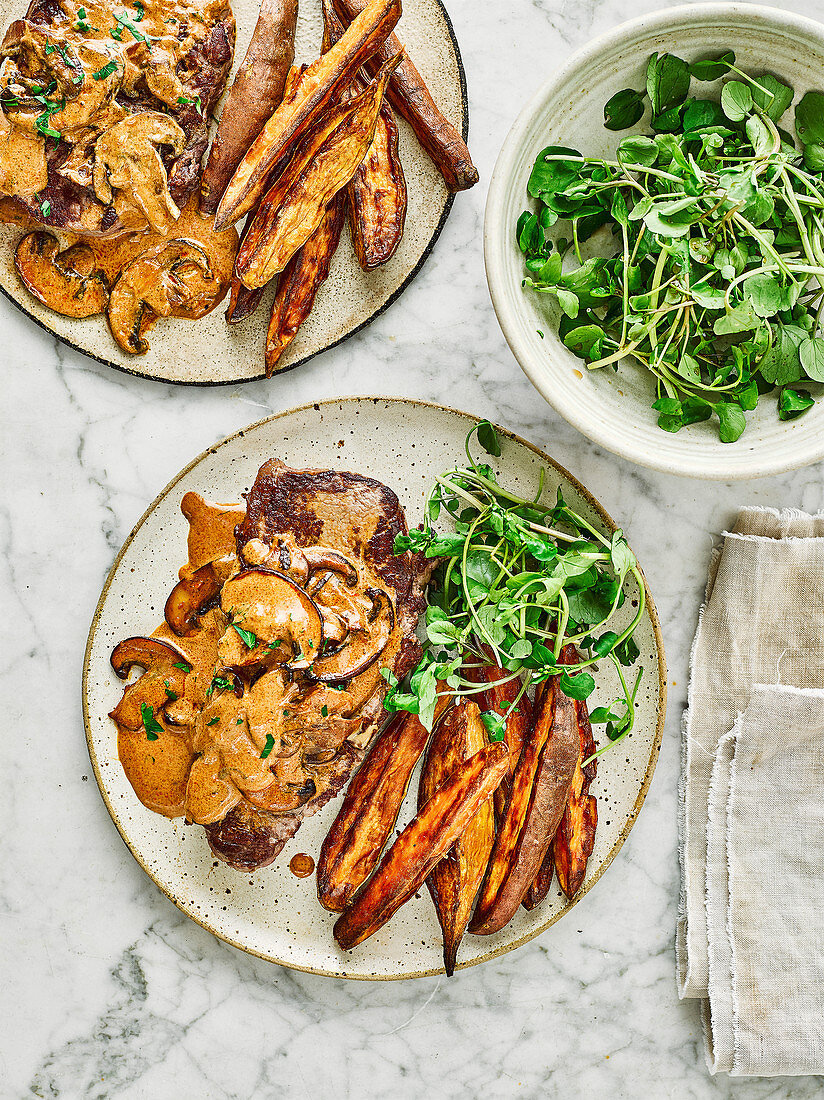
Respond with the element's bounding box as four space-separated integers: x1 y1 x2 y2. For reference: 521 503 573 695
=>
485 3 824 479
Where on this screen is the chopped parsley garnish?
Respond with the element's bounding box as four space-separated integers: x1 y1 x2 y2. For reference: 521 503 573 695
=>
177 95 202 113
206 716 219 726
140 702 162 740
260 734 275 760
236 718 243 725
173 661 192 673
40 199 51 217
321 705 328 717
45 44 55 54
92 61 118 80
208 674 235 695
134 1 144 19
112 10 148 42
163 681 178 702
232 623 257 649
267 639 282 650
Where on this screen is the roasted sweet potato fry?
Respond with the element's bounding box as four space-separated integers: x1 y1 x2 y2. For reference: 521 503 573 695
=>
554 695 598 899
236 54 401 287
522 841 554 911
333 0 478 192
317 695 452 912
322 0 406 270
201 0 299 216
264 190 346 373
418 700 495 975
469 649 531 821
334 742 508 950
215 0 401 228
469 675 579 936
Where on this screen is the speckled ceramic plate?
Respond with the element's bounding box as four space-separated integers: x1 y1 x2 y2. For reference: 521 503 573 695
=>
82 398 667 978
0 0 468 384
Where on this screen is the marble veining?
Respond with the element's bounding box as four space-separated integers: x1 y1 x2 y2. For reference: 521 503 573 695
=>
5 0 824 1095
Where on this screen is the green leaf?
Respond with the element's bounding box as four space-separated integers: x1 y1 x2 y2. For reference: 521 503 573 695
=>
617 135 659 166
716 402 747 443
556 289 580 318
721 80 753 122
233 623 257 648
642 208 692 238
646 53 690 117
796 91 824 146
527 146 583 198
560 669 596 700
604 88 645 130
615 635 640 666
803 143 824 171
778 386 814 420
745 115 773 156
683 98 727 131
800 337 824 382
480 710 507 741
517 212 542 254
742 273 784 317
714 302 760 335
566 584 616 626
140 702 162 740
750 74 793 122
173 661 192 673
476 419 501 457
689 51 735 81
260 734 275 760
562 324 604 358
758 324 804 385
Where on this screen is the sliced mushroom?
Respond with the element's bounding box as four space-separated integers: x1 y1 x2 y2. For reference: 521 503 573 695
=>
244 776 316 813
164 562 222 636
219 568 324 671
304 547 358 586
109 636 189 730
309 588 395 683
93 112 184 232
15 232 109 318
107 239 226 354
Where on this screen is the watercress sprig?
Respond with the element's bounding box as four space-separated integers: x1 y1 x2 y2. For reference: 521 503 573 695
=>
383 422 645 762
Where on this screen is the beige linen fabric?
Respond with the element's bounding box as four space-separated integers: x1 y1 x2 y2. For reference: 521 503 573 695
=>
678 507 824 999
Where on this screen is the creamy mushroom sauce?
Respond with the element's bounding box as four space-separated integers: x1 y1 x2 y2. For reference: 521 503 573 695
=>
0 0 230 229
110 491 404 828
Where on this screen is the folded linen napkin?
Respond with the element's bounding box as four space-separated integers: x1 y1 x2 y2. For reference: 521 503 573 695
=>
678 507 824 1076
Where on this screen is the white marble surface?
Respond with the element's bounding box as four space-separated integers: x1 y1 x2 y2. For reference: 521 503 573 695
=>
4 0 824 1095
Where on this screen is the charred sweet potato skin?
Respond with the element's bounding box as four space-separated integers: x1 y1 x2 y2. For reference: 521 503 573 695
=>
471 652 531 822
317 710 429 912
554 697 598 899
215 0 402 228
418 701 495 975
235 55 399 287
322 0 407 270
264 190 347 374
200 0 299 216
334 742 508 950
469 676 579 936
333 0 477 192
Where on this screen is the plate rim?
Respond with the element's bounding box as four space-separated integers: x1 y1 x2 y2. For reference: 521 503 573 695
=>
81 395 668 979
1 0 469 387
483 2 824 480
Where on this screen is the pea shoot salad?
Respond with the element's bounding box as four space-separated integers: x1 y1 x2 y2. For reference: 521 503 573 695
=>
517 50 824 441
382 422 645 759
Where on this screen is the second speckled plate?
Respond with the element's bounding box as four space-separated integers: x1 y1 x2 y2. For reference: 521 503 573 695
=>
0 0 468 384
82 398 666 979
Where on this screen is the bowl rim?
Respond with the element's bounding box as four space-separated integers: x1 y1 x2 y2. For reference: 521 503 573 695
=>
485 2 824 480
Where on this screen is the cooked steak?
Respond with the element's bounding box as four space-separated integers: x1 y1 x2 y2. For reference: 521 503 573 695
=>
203 459 434 871
0 0 235 236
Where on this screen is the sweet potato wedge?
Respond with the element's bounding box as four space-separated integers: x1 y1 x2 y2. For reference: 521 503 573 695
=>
264 189 346 373
334 741 508 950
333 0 478 192
469 675 579 936
322 0 407 270
554 695 598 899
418 700 495 975
317 695 453 912
522 841 554 911
236 53 401 287
470 650 531 821
215 0 401 228
200 0 299 216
